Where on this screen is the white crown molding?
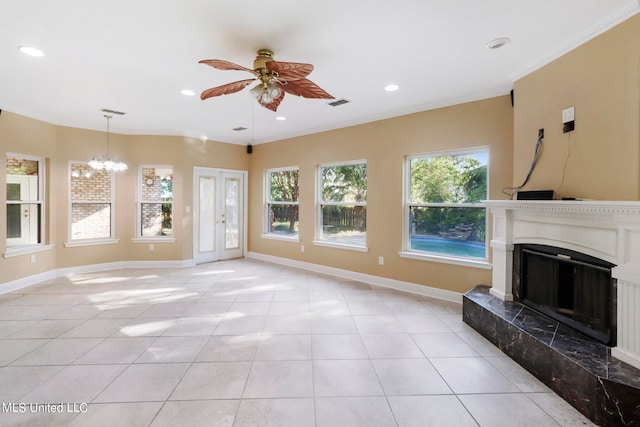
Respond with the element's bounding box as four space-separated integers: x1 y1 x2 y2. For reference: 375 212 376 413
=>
510 2 640 82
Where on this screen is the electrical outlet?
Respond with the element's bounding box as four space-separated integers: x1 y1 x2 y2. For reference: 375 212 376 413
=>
538 128 544 139
30 254 36 263
149 244 154 251
301 245 305 253
378 256 384 265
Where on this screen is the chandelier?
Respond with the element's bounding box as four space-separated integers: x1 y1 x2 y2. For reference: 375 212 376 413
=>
89 114 128 171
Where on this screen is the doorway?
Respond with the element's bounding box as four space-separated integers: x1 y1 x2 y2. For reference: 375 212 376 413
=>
193 167 247 264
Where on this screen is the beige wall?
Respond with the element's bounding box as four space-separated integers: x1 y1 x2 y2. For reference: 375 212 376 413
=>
248 96 514 293
181 136 250 259
0 111 248 283
2 14 638 293
0 112 57 282
513 14 640 200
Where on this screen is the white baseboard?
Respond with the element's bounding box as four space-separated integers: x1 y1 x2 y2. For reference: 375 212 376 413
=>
247 251 462 303
0 270 57 295
1 254 461 304
0 259 196 295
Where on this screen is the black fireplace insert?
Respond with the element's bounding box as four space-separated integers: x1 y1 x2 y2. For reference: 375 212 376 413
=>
513 244 616 345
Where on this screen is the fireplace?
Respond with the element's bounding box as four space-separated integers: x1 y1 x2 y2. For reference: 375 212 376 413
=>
513 244 616 345
462 200 640 425
483 199 640 369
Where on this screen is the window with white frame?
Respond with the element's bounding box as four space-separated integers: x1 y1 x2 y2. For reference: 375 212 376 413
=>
138 166 173 238
265 167 299 238
69 162 114 241
6 153 44 248
317 161 367 247
405 149 488 260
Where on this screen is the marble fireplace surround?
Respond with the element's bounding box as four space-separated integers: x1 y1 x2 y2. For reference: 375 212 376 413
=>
461 200 640 425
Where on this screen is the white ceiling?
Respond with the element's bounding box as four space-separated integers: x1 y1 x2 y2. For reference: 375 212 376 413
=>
1 1 638 145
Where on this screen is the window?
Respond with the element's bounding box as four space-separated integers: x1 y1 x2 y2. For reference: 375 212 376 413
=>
265 167 299 239
6 153 44 248
138 166 173 238
68 162 114 242
317 161 367 248
405 149 488 261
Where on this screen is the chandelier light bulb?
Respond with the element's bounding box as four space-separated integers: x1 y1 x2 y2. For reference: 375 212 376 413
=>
267 82 282 100
250 84 263 100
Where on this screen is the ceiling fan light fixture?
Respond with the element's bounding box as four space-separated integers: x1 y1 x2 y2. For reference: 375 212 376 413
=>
199 49 333 112
250 81 282 104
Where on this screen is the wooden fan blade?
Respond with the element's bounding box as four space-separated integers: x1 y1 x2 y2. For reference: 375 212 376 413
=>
266 61 313 81
259 91 285 112
199 59 256 74
280 78 334 99
200 79 255 100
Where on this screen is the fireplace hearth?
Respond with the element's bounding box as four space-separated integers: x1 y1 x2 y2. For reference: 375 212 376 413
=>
463 286 640 426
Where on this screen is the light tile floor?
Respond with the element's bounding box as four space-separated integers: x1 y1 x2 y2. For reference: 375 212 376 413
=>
0 259 596 426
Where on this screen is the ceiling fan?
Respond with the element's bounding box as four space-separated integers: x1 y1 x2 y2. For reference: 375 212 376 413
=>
199 49 334 112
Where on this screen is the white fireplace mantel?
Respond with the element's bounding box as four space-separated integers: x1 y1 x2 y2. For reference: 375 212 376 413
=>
485 199 640 369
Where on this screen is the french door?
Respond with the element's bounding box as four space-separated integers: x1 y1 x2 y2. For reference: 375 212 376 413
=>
193 167 246 264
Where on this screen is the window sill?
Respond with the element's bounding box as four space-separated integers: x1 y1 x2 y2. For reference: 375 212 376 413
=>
399 251 492 270
261 234 300 243
132 237 176 243
65 238 120 248
313 240 369 252
3 244 54 259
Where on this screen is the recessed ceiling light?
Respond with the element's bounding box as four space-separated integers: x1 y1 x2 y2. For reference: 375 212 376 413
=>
384 84 399 92
276 116 286 121
18 46 45 57
486 38 511 50
181 89 195 96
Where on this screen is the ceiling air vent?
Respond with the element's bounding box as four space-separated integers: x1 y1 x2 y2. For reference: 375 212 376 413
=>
233 126 248 131
100 108 126 115
328 99 350 107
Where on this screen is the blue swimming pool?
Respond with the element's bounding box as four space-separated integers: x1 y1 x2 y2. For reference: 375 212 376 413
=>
411 236 486 258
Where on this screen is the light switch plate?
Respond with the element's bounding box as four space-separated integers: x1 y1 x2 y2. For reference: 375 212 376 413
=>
562 106 575 124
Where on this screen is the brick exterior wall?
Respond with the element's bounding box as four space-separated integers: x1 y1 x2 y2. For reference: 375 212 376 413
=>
140 167 172 236
6 156 38 176
71 164 111 201
70 163 111 239
71 203 110 239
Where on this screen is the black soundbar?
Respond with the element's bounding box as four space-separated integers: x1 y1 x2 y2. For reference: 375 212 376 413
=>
516 190 554 200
